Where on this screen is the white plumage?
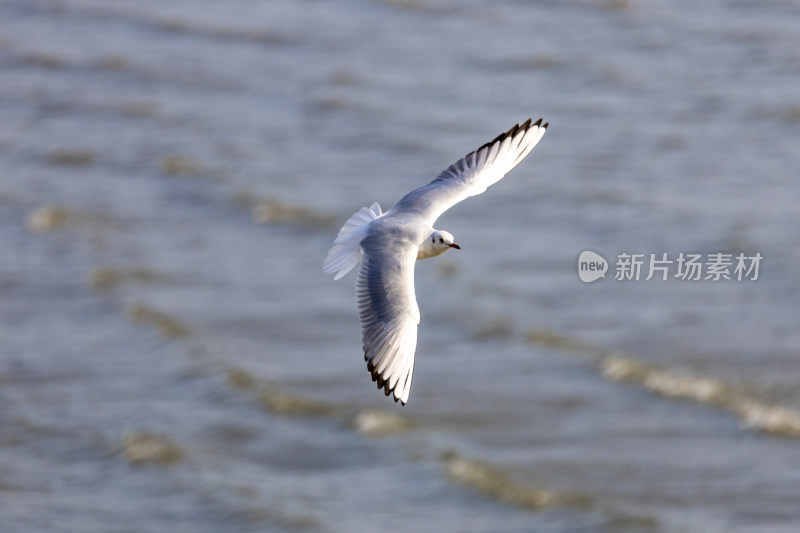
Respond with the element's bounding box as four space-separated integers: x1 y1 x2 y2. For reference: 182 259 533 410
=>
324 119 548 404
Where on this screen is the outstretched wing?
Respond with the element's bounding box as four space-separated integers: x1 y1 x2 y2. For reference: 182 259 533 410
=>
391 118 548 226
357 231 421 405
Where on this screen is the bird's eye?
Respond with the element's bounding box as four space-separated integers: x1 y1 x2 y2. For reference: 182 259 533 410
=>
439 237 444 243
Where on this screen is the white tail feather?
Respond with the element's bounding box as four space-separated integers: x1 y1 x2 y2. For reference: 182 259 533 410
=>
323 202 382 280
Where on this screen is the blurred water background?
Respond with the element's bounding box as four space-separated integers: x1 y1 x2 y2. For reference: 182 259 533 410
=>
2 0 800 531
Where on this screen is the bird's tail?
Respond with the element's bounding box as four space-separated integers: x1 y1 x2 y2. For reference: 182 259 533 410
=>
323 202 382 280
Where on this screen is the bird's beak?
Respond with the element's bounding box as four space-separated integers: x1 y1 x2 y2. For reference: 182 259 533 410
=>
449 243 461 250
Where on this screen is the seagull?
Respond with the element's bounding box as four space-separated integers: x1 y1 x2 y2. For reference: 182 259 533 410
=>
324 119 548 404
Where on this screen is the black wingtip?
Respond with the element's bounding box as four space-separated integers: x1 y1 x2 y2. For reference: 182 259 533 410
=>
367 358 402 401
473 119 533 156
542 121 549 129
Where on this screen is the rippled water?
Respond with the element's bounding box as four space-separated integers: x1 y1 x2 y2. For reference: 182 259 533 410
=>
2 0 800 531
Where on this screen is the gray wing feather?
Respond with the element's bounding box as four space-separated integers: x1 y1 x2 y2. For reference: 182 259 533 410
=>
348 119 548 404
391 118 548 226
357 232 421 405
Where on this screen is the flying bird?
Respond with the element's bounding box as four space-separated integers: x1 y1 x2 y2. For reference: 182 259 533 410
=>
324 119 548 404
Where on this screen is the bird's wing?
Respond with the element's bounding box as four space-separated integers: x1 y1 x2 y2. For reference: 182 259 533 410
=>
357 231 421 405
391 118 547 226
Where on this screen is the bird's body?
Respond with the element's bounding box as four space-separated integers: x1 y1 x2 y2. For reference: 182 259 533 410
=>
324 119 548 404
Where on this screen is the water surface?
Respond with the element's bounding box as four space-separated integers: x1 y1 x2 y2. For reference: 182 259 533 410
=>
2 1 800 531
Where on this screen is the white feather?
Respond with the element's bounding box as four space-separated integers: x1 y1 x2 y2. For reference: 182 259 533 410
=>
323 202 382 280
325 119 548 404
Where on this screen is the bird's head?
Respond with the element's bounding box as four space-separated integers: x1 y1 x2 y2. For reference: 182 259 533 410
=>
431 230 460 252
417 230 460 260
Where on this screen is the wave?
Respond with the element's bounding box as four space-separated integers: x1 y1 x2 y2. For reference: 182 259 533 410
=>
226 368 334 417
88 267 162 289
601 354 800 438
525 328 800 438
352 409 412 437
235 195 339 230
25 205 111 233
441 451 659 528
127 303 192 339
442 451 589 510
121 432 184 465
